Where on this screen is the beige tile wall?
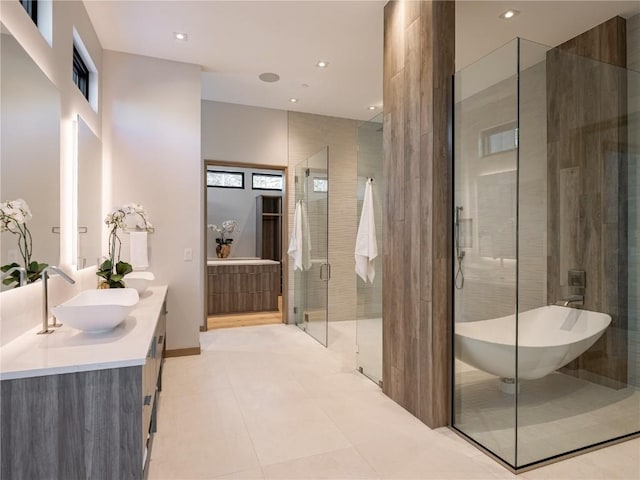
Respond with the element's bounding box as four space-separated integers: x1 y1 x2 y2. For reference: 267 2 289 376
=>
454 58 548 323
287 112 359 325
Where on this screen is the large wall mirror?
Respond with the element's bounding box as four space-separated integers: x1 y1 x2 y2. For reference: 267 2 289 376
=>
1 23 61 290
76 115 102 270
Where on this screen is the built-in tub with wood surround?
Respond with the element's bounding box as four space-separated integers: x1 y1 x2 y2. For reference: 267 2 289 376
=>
207 259 280 315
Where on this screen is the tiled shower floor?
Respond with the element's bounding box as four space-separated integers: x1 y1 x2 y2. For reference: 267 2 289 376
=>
148 324 639 479
455 360 640 467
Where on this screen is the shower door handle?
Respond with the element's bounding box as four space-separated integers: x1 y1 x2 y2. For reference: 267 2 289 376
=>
319 263 331 282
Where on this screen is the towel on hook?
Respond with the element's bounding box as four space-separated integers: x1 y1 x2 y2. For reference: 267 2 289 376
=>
355 179 378 283
129 231 149 271
288 200 312 271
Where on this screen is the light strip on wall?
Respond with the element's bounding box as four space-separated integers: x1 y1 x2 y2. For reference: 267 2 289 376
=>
59 117 76 269
71 117 79 269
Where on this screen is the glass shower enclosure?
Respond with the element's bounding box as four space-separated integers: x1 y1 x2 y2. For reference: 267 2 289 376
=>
294 147 329 346
453 37 640 470
356 114 383 385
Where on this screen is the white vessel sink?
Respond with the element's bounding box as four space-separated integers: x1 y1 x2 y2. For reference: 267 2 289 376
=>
124 271 155 295
52 288 139 333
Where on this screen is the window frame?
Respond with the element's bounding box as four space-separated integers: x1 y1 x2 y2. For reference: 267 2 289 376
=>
206 169 245 189
251 172 284 191
20 0 38 26
72 44 90 101
312 177 328 193
479 121 517 158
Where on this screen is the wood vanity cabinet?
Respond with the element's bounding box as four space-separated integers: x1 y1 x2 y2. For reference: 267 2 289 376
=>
0 299 167 480
207 262 280 314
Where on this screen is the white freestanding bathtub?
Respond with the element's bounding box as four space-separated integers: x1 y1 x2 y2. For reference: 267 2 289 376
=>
455 306 611 380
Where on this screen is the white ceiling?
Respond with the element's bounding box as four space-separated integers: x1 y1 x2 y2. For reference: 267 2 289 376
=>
84 0 639 121
83 0 385 121
456 1 640 71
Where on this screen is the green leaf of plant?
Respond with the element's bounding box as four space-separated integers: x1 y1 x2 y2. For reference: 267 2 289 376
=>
99 260 112 271
116 261 133 276
1 262 20 273
111 274 124 283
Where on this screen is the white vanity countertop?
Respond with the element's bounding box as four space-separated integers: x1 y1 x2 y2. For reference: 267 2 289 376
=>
207 259 280 266
0 285 168 381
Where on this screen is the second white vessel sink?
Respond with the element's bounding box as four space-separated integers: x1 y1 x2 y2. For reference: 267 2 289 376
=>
52 288 139 333
124 271 155 295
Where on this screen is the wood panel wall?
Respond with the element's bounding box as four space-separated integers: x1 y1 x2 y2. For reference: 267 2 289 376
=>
1 367 143 479
382 0 455 428
547 16 629 387
208 264 280 314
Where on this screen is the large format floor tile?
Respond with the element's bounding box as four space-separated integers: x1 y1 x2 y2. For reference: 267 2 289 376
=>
149 324 640 480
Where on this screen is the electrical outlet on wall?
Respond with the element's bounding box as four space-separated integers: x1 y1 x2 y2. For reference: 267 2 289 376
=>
183 248 193 261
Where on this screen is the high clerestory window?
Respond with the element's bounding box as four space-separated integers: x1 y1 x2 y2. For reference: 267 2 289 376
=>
19 0 38 26
19 0 52 47
252 173 283 191
313 177 328 193
207 170 245 189
72 45 90 101
72 28 98 111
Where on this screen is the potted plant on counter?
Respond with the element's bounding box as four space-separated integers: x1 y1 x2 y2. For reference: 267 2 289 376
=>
208 220 239 258
0 198 48 287
97 203 153 288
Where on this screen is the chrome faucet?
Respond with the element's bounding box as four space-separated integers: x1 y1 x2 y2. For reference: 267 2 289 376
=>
0 266 27 287
556 294 584 308
38 266 76 335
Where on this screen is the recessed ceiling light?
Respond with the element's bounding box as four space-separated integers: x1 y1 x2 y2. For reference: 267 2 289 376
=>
259 72 280 83
368 106 377 111
289 98 298 103
316 61 329 68
499 9 520 20
174 32 188 41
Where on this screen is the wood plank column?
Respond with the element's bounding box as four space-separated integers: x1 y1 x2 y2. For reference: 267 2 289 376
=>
547 16 628 387
382 0 455 428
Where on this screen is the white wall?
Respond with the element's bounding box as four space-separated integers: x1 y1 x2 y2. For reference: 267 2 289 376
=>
0 1 103 345
103 50 202 351
207 166 284 259
202 101 288 166
1 31 60 271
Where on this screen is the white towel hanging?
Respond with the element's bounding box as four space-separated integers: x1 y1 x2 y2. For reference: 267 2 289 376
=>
129 231 149 271
288 201 312 271
355 179 378 283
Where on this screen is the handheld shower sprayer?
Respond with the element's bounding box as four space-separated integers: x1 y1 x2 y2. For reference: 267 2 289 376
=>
455 207 465 261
